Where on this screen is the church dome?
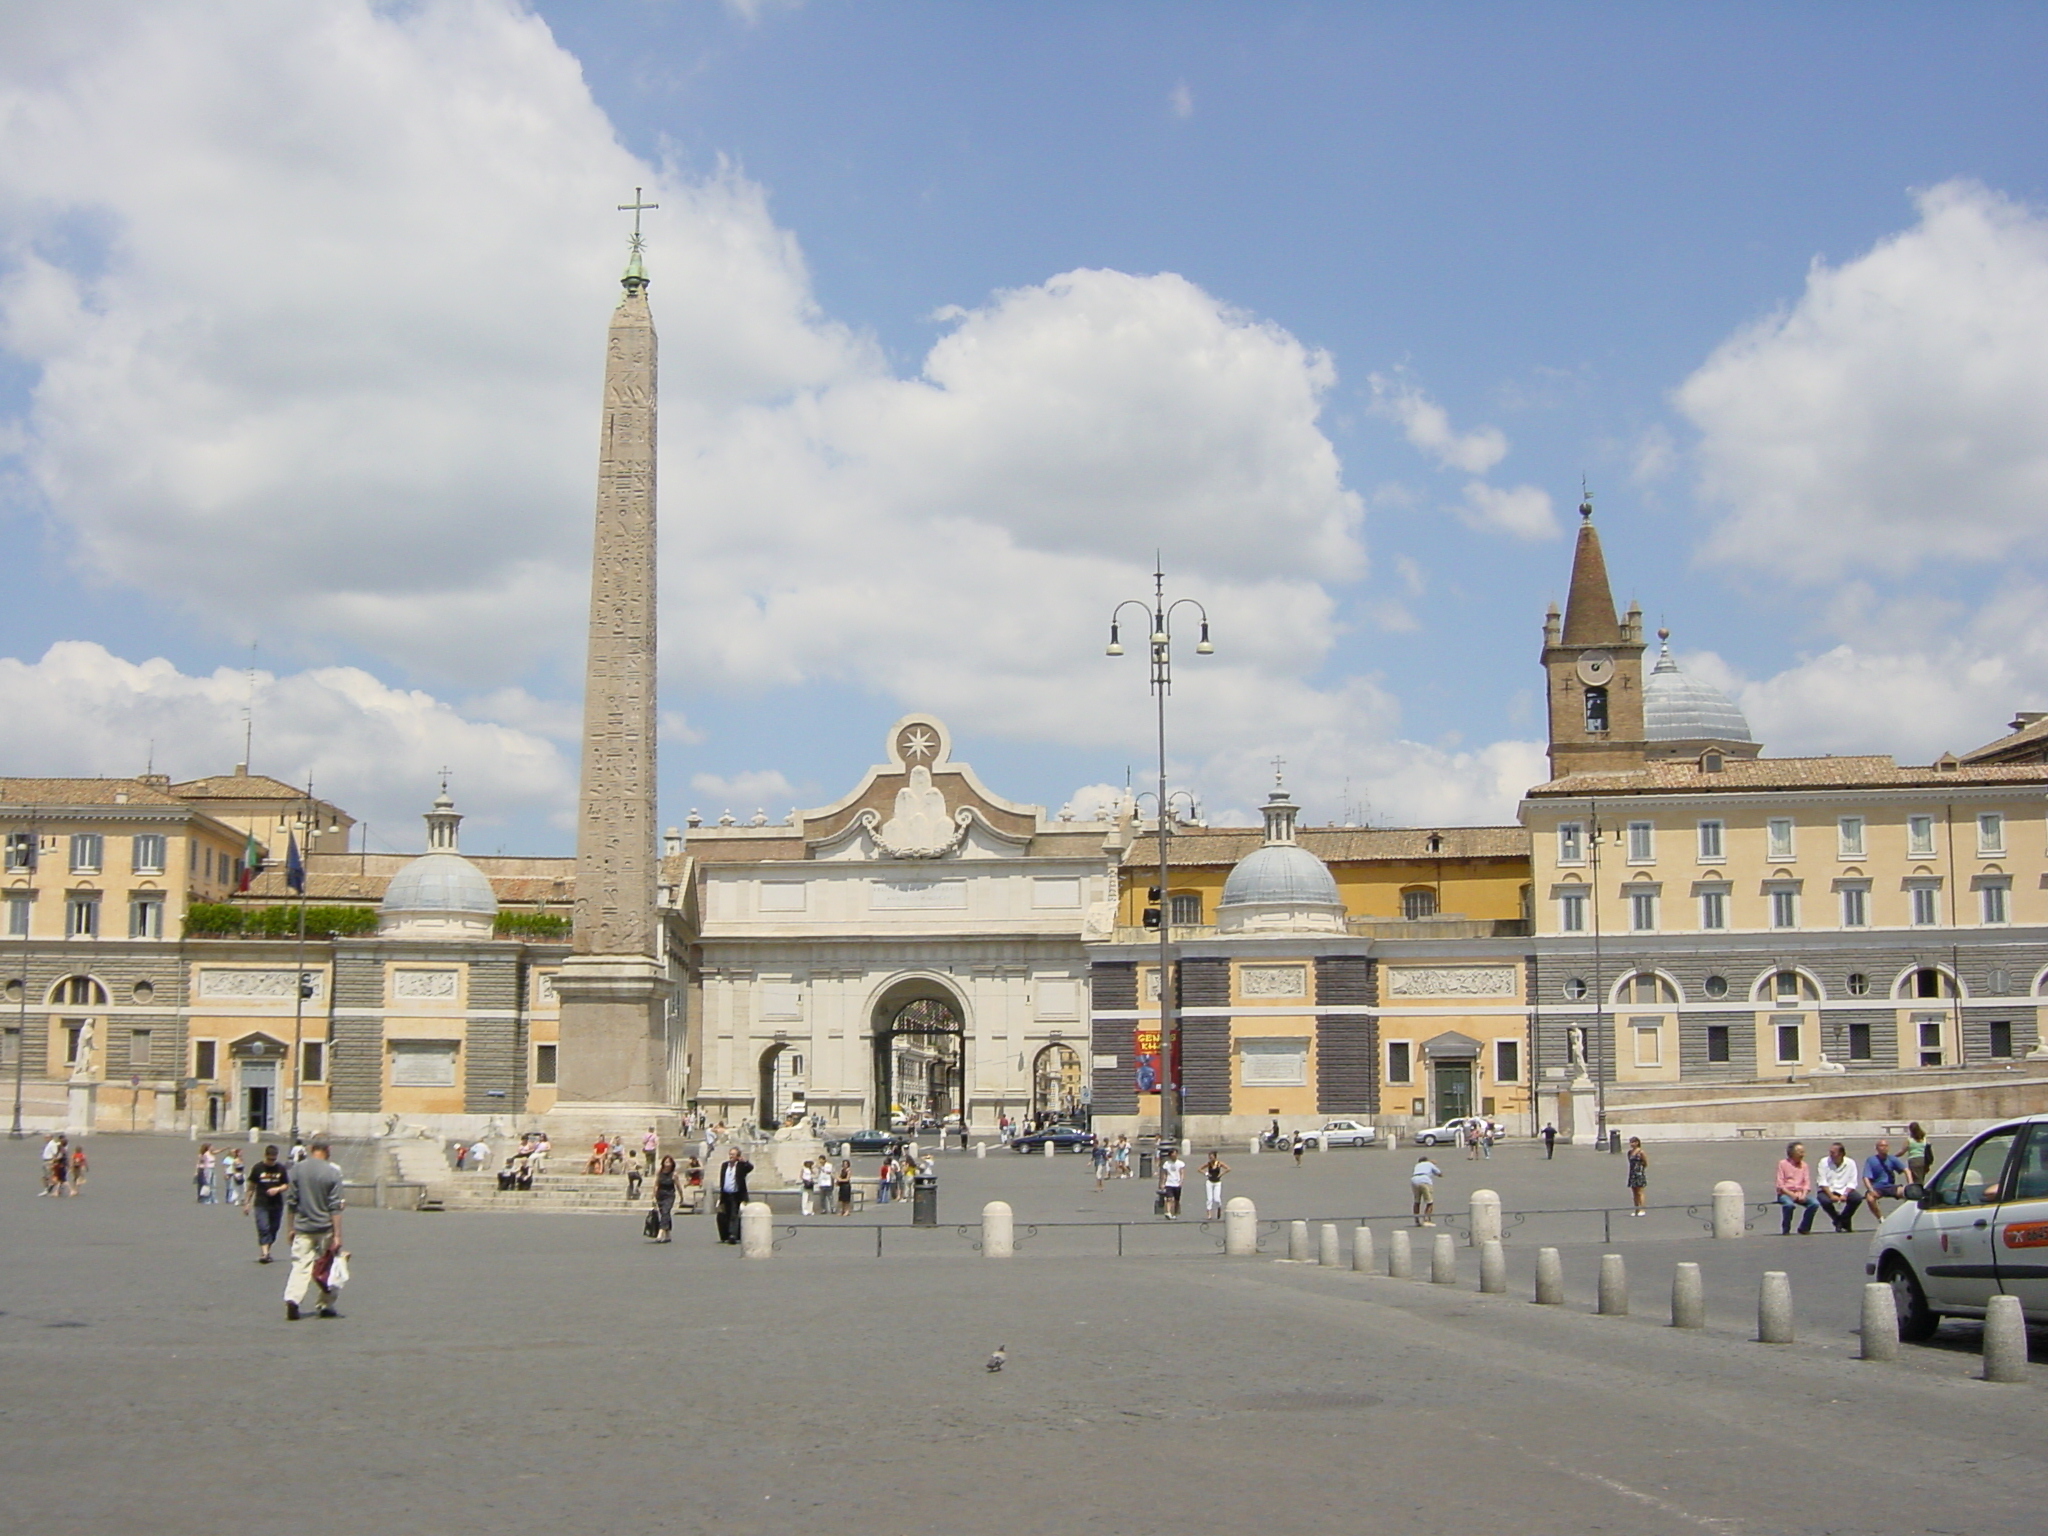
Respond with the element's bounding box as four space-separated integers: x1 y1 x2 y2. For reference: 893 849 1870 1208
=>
1221 843 1342 908
1643 633 1753 745
378 786 499 937
1215 781 1348 935
381 853 498 919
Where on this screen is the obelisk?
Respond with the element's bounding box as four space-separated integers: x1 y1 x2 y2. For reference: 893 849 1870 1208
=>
551 195 673 1130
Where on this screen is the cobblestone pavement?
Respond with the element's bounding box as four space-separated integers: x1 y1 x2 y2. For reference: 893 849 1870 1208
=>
2 1134 2039 1536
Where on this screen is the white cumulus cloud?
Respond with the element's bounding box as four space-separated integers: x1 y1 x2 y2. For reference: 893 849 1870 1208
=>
1458 481 1558 540
1682 180 2048 582
1369 374 1509 474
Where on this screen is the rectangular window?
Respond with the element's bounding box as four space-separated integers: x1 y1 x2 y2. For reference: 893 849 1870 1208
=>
126 1029 153 1069
389 1041 458 1087
0 1027 15 1067
1907 814 1936 858
1916 1014 1945 1067
1989 1020 2014 1059
3 831 34 872
4 894 28 938
1848 1022 1873 1061
131 833 166 873
1696 820 1724 860
69 833 102 873
1627 821 1654 862
1629 889 1657 932
1386 1041 1412 1084
301 1040 326 1083
1557 890 1586 933
1839 885 1869 927
1169 893 1203 926
1494 1040 1520 1083
1776 1021 1802 1064
193 1039 217 1079
1910 884 1940 926
1980 882 2010 925
1837 816 1865 859
1769 887 1799 929
129 896 164 939
1632 1022 1662 1067
535 1042 559 1085
1557 822 1585 864
1698 889 1727 929
1767 818 1795 860
65 895 99 938
1977 812 2005 856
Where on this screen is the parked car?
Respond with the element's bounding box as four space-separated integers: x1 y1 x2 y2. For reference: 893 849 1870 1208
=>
1009 1125 1097 1153
822 1128 904 1156
1411 1117 1493 1147
1299 1119 1379 1149
1868 1112 2048 1341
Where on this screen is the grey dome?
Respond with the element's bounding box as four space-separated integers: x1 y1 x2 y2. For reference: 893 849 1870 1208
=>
381 852 498 917
1644 639 1752 744
1220 843 1342 908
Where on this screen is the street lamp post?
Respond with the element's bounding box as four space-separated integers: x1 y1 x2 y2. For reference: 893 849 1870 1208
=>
8 807 37 1139
1588 797 1608 1147
1106 562 1212 1154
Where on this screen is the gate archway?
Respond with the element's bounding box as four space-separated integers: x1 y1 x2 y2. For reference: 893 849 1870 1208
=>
871 991 965 1129
1031 1042 1083 1124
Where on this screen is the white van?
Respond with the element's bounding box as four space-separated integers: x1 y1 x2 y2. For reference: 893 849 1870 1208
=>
1866 1112 2048 1340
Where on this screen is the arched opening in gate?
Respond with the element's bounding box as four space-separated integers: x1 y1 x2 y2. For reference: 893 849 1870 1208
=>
871 992 965 1130
757 1042 807 1130
1031 1042 1084 1126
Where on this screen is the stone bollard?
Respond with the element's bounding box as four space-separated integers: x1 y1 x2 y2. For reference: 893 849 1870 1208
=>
1712 1180 1745 1240
1353 1225 1375 1273
1479 1237 1506 1294
1223 1196 1257 1256
1287 1220 1310 1262
1044 1139 1055 1158
1431 1232 1457 1285
1469 1188 1502 1247
1387 1129 1399 1150
981 1200 1014 1258
1758 1270 1794 1343
1249 1137 1261 1154
1534 1246 1564 1305
975 1142 986 1159
1859 1281 1899 1361
1671 1262 1705 1329
1597 1253 1627 1315
1982 1294 2028 1382
1319 1222 1340 1268
1388 1228 1413 1279
740 1200 774 1259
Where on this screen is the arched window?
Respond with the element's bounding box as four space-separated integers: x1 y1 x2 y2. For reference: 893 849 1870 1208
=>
1902 966 1955 1000
49 975 107 1007
1616 971 1678 1005
1400 887 1437 921
1756 969 1819 1004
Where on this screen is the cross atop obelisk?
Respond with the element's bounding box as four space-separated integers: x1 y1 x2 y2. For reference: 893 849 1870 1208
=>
549 197 673 1130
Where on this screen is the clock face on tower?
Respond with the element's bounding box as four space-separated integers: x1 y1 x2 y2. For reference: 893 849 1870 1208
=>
1575 651 1615 687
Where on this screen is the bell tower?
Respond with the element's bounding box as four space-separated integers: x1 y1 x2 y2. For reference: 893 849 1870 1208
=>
1541 495 1647 778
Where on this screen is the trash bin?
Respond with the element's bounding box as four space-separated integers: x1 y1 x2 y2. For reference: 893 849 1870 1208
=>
1608 1130 1621 1154
911 1173 939 1226
1138 1151 1155 1179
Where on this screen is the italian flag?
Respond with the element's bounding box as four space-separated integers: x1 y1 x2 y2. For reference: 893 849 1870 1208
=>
238 830 264 892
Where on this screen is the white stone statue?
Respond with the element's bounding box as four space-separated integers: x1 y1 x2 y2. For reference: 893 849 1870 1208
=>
1566 1026 1587 1074
70 1020 95 1081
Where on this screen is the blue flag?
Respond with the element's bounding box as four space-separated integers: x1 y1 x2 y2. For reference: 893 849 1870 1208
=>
285 833 305 895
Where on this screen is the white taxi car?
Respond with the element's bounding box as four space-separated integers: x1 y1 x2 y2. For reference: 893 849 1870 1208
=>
1867 1112 2048 1340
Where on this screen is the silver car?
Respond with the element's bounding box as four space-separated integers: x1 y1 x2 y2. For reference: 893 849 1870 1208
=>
1867 1112 2048 1340
1299 1119 1378 1149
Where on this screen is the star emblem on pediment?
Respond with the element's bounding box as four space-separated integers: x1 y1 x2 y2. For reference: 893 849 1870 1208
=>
900 726 938 762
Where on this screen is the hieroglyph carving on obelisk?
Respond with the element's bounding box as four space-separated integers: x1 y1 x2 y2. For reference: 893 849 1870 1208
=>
574 214 660 956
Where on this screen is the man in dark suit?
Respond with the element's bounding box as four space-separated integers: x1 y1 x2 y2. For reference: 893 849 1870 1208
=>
713 1146 753 1244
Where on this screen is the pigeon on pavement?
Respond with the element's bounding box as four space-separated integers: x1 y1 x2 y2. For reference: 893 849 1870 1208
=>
986 1345 1007 1373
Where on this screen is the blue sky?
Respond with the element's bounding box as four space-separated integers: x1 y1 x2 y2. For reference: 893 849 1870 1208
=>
3 2 2047 855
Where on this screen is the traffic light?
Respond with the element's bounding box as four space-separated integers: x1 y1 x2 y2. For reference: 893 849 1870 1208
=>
298 972 316 1000
1147 886 1162 901
1142 907 1162 929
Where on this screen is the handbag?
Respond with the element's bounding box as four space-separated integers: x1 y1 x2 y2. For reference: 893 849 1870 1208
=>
644 1206 661 1239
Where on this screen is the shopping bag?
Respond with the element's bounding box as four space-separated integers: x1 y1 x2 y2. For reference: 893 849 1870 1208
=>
644 1206 661 1239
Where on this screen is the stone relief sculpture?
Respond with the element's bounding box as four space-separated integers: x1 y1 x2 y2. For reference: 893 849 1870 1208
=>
864 766 972 859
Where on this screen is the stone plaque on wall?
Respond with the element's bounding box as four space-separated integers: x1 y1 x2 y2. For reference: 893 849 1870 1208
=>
870 878 967 910
1239 964 1308 999
198 969 318 1001
1383 965 1518 999
393 969 460 1000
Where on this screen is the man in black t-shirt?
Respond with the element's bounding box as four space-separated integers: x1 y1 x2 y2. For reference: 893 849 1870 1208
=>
243 1145 291 1264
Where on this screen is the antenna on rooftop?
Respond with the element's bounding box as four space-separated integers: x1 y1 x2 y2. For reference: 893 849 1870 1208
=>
242 642 257 772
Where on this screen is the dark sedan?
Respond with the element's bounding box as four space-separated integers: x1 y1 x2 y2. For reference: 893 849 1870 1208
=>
1009 1126 1097 1153
823 1129 905 1156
